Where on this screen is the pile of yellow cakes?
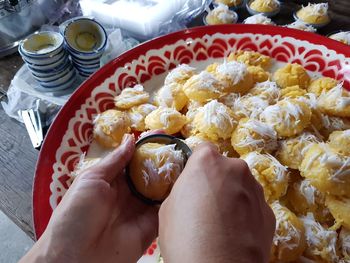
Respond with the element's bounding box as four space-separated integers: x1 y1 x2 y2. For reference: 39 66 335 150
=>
73 49 350 262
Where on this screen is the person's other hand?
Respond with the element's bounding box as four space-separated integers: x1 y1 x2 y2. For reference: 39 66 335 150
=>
159 143 276 263
21 134 158 263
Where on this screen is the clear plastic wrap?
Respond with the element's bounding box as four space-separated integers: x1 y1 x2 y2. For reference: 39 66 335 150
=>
80 0 210 41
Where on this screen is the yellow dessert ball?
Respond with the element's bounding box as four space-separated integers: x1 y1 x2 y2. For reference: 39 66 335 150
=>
180 101 204 138
114 84 150 110
296 3 330 25
276 132 320 169
227 50 272 70
339 227 350 261
183 71 223 103
129 143 185 202
128 103 157 132
260 99 312 138
231 118 277 156
274 63 310 89
154 82 188 111
312 112 350 139
286 178 334 225
270 201 306 262
249 80 281 104
214 0 242 7
308 77 338 97
206 4 237 25
145 107 187 135
213 61 254 94
280 85 307 99
300 143 350 197
231 94 270 120
93 109 131 148
193 100 237 141
326 195 350 229
328 130 350 156
317 84 350 118
184 134 213 151
242 151 289 202
300 213 339 263
249 0 280 13
164 64 196 85
247 66 271 83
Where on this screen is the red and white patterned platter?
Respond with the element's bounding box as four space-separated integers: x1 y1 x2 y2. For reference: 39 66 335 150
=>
33 24 350 261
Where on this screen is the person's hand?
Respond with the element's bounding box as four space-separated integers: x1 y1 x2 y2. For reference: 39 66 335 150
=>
21 134 158 263
159 143 276 263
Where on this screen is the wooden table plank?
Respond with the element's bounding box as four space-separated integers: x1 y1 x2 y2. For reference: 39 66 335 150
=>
0 108 37 240
0 0 349 241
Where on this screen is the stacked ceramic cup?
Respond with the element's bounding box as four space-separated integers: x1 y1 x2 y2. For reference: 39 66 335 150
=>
63 18 108 78
18 31 77 91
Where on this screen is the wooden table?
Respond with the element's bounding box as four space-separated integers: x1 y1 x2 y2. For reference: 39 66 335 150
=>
0 0 349 241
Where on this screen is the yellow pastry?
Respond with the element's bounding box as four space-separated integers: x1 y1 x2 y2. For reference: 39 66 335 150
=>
249 0 280 13
328 130 350 156
129 142 185 201
184 133 213 151
211 61 254 94
154 82 188 111
280 85 307 99
296 3 330 25
164 64 196 85
300 143 350 197
308 77 338 97
339 227 350 261
247 66 271 83
214 0 242 8
145 107 187 135
242 151 289 202
276 132 320 169
206 4 237 25
317 83 350 118
286 178 334 225
183 71 223 103
249 80 281 104
300 213 339 263
326 195 350 229
231 118 277 156
270 201 306 262
193 100 237 141
227 50 272 70
230 94 270 120
93 109 131 148
180 101 204 138
114 84 150 110
260 98 312 138
273 63 310 89
128 103 157 132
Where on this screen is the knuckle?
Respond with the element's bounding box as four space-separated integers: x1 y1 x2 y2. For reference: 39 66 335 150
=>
195 143 220 159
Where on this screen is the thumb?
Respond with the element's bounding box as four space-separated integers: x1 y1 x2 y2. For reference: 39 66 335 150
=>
81 134 135 183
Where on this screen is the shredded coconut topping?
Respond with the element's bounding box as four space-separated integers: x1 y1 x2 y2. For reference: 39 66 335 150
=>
286 20 317 32
330 31 350 45
251 80 281 102
233 94 269 119
298 179 317 205
235 119 277 151
216 60 247 85
141 144 184 186
318 83 350 110
244 14 275 25
200 100 236 129
303 3 329 16
164 64 196 85
192 71 221 91
271 201 302 251
340 227 350 259
300 212 338 262
158 107 182 128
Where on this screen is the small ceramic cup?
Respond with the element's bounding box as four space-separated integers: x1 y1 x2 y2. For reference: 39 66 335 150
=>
211 0 245 10
246 0 281 18
63 17 107 77
18 31 76 91
293 10 330 29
